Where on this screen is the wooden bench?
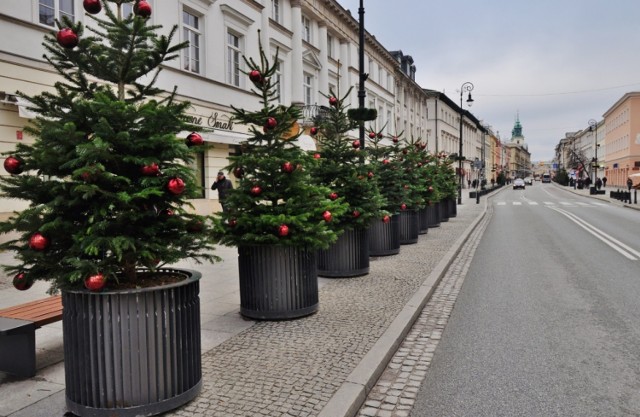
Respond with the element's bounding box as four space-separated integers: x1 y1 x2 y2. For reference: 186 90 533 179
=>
0 295 63 377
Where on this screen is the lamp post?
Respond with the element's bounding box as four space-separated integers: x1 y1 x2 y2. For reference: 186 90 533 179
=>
588 119 597 186
458 82 474 204
357 0 366 151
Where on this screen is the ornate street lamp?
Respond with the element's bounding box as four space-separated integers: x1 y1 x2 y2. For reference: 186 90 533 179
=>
458 82 474 204
588 119 598 186
358 0 366 151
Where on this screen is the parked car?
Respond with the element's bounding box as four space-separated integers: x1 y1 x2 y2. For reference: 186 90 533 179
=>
513 178 526 190
524 177 533 185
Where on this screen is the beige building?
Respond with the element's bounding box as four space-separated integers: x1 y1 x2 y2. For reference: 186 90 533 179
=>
602 92 640 187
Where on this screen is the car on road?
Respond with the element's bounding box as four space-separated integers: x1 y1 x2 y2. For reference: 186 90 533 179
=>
513 178 525 190
524 177 533 185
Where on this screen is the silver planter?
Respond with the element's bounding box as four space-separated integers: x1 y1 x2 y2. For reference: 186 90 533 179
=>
318 228 370 278
238 245 318 320
399 209 419 245
63 269 202 417
369 214 400 256
427 204 440 228
418 207 429 235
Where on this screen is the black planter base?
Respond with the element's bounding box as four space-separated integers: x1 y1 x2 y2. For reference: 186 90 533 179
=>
318 228 369 278
369 214 400 256
399 209 419 245
426 205 440 228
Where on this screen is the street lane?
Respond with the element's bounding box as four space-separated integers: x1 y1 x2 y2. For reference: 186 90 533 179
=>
411 185 640 417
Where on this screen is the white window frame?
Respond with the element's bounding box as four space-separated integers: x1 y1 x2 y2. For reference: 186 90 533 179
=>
274 58 284 104
302 15 312 43
272 0 281 23
182 8 202 74
227 30 243 87
303 72 314 105
38 0 74 27
327 34 334 59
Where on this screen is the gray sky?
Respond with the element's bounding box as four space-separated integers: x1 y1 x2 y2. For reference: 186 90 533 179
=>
338 0 640 161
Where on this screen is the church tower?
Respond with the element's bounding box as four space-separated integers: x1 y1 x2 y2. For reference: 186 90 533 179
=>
510 112 527 149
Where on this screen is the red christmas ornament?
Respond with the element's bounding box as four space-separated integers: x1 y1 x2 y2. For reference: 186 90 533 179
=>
134 0 152 17
382 215 391 223
428 186 434 192
187 220 204 233
264 117 278 130
12 272 33 291
313 153 321 159
28 233 49 251
367 171 374 178
329 96 338 107
158 208 174 219
56 28 78 49
281 161 295 173
402 149 408 155
84 273 106 292
404 185 409 190
167 177 186 195
368 132 376 139
249 70 263 84
328 192 338 200
310 126 319 135
228 218 238 228
417 162 423 167
250 185 262 196
140 163 159 176
322 211 332 222
377 133 383 139
233 166 245 178
400 203 407 211
4 156 23 175
80 171 93 182
421 144 427 150
278 224 289 237
83 0 101 14
186 132 204 146
382 159 390 165
352 140 361 149
392 137 399 143
352 210 361 218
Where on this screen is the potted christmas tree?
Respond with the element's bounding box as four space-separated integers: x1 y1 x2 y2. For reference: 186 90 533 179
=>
0 2 216 415
215 42 347 319
395 136 425 244
310 90 384 277
421 152 442 229
435 153 458 221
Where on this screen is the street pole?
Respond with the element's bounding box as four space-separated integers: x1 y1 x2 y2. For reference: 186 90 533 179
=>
458 82 474 205
358 0 366 151
588 119 597 187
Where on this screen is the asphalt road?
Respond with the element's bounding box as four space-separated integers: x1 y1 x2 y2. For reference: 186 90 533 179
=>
411 183 640 417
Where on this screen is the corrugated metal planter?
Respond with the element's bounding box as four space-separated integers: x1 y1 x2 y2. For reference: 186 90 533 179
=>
63 269 202 417
418 207 429 235
238 245 318 320
399 209 419 245
318 228 369 278
427 204 440 228
448 197 457 218
438 200 450 223
369 214 400 256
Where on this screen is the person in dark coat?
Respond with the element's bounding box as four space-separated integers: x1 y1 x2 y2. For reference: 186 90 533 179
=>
211 171 233 212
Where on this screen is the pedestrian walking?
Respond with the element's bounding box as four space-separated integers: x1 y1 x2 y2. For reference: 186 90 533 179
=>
595 177 602 190
627 177 633 191
602 176 607 187
211 171 233 212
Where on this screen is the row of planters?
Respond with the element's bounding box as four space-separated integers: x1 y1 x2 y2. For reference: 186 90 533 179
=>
469 184 503 198
0 3 457 416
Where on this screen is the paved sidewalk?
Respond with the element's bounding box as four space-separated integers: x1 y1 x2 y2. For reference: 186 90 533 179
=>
553 182 640 210
0 190 489 417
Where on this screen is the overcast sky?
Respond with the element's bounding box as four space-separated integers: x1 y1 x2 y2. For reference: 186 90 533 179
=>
338 0 640 162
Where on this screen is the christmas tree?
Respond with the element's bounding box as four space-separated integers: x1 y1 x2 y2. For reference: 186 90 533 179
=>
435 153 459 201
366 131 406 217
308 90 384 231
0 0 218 293
215 41 347 249
398 136 428 210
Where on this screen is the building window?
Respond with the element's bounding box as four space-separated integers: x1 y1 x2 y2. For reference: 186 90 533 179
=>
122 3 133 17
327 34 334 58
39 0 74 26
302 15 312 43
189 152 205 199
272 0 281 23
303 73 313 105
227 31 242 87
274 59 284 103
182 10 201 74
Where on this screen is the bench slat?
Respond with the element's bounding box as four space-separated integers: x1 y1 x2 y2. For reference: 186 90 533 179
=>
0 295 63 327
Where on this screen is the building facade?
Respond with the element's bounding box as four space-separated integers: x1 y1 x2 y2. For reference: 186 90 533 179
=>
602 92 640 187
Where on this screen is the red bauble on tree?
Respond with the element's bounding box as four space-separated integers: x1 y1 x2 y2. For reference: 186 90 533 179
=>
352 140 360 149
328 192 338 200
352 210 361 218
250 185 262 196
186 132 203 147
158 208 174 220
134 0 152 17
83 0 101 14
310 126 319 135
56 28 78 49
4 156 23 175
367 171 374 179
322 211 332 222
167 177 185 195
140 162 160 176
278 224 289 237
382 159 390 165
187 220 204 233
428 186 434 192
392 136 399 143
12 272 33 291
400 203 407 211
228 218 238 228
382 215 391 223
28 232 49 251
329 96 338 107
249 70 263 84
313 153 321 159
281 161 295 173
84 273 106 291
264 117 277 130
233 166 245 178
368 132 376 139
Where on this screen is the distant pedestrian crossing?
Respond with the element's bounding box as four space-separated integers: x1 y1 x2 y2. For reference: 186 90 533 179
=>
495 201 608 207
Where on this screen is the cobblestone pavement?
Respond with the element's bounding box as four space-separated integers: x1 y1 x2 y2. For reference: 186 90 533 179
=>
167 202 485 417
356 204 493 417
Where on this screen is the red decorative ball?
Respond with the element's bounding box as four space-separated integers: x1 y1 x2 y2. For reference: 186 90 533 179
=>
352 210 361 218
12 272 33 291
278 224 289 237
249 70 263 84
84 273 106 292
382 215 391 223
368 132 376 139
400 203 407 211
421 144 427 150
83 0 101 14
402 149 408 155
328 192 338 200
313 153 321 159
167 177 186 195
310 126 319 135
228 218 238 228
382 159 390 165
264 117 278 130
329 96 338 107
186 132 204 146
367 171 374 178
187 221 204 233
28 233 49 251
4 156 23 175
377 133 383 139
250 185 262 196
352 140 361 149
281 161 294 173
392 137 399 143
233 166 245 178
56 28 78 49
134 0 152 17
428 186 434 192
80 171 93 182
158 208 174 219
404 185 410 190
322 211 332 222
140 163 159 176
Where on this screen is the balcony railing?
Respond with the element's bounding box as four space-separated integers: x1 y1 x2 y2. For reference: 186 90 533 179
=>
301 105 331 126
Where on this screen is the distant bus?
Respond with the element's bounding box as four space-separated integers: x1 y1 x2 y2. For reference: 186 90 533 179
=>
541 173 551 183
